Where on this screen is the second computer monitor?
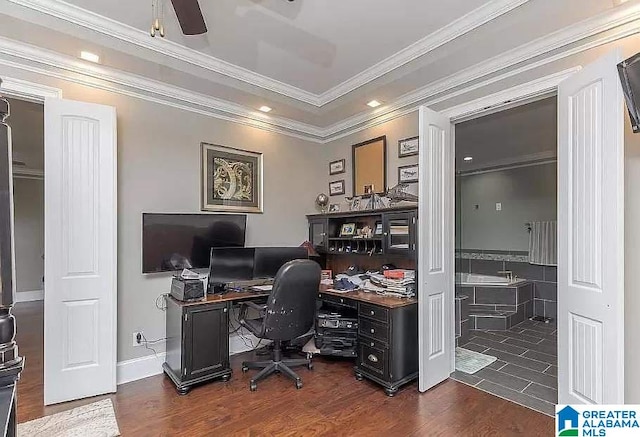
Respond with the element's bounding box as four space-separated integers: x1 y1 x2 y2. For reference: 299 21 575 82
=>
209 247 255 285
253 247 308 279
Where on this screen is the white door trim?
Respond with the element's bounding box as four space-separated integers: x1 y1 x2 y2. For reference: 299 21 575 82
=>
0 76 62 102
442 67 578 122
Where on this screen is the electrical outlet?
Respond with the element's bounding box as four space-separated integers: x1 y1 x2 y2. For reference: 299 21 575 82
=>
496 202 502 211
132 331 143 347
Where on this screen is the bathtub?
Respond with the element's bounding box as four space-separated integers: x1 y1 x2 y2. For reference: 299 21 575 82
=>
456 272 526 287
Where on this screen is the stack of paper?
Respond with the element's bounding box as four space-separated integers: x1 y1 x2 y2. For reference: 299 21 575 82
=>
362 273 416 298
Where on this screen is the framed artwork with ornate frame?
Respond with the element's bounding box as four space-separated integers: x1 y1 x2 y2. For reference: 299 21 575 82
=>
201 142 263 213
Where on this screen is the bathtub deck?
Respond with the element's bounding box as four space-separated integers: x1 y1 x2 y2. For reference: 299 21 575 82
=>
452 319 557 417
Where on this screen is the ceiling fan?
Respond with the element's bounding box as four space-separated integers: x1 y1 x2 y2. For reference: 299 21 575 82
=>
151 0 207 37
151 0 296 38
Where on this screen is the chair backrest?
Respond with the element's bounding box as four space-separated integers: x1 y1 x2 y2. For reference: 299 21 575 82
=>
261 259 321 341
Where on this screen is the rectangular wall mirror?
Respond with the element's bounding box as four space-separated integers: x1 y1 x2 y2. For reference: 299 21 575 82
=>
352 136 387 196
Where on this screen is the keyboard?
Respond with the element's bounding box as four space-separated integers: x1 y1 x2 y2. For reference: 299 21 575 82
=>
226 278 274 292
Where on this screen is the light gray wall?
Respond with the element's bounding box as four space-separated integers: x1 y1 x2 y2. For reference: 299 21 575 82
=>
458 163 557 252
112 98 324 362
12 178 44 293
323 113 419 209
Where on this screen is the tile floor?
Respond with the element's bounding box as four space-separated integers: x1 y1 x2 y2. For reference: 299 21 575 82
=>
451 319 557 416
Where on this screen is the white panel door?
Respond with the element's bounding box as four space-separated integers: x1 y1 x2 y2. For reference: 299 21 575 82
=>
418 106 454 392
558 50 624 404
44 98 117 405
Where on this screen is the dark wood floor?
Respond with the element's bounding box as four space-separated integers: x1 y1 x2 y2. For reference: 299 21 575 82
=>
14 302 553 436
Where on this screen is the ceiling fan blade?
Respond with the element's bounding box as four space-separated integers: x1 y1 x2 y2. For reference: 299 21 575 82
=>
170 0 207 35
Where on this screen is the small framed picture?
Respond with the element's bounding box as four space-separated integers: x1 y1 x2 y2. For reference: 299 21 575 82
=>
321 270 333 280
398 136 419 158
363 184 374 195
329 180 345 196
398 164 419 183
340 223 356 236
374 221 383 236
329 159 346 175
329 204 341 213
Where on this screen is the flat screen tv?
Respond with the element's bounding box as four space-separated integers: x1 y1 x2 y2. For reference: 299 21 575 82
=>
618 52 640 133
142 213 246 273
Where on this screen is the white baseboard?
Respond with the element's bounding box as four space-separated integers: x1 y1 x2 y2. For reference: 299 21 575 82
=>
116 333 268 386
116 352 166 385
15 289 44 302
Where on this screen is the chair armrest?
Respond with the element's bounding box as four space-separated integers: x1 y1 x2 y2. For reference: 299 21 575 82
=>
238 301 267 323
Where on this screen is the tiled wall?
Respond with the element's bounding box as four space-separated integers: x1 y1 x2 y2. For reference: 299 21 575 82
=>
457 252 557 320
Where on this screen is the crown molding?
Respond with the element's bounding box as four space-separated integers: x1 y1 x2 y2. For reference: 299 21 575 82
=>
316 0 530 105
0 36 326 142
321 2 640 141
7 0 528 107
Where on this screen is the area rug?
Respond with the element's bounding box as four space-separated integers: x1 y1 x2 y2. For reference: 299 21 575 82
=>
455 347 497 374
18 399 120 437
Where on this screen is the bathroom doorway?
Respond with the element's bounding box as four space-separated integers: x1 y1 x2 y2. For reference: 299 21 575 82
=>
451 97 558 416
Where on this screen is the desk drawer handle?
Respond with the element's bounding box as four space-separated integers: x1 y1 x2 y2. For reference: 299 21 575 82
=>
370 310 375 316
370 342 374 347
368 354 378 363
370 328 375 334
340 299 344 303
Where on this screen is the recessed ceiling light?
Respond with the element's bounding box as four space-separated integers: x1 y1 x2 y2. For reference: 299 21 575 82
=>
463 156 473 162
259 106 272 113
367 100 382 108
79 51 100 63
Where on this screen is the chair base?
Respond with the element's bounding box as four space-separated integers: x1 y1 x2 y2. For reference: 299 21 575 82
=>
242 353 312 391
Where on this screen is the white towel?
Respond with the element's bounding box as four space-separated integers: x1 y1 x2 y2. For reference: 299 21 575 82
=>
528 221 557 266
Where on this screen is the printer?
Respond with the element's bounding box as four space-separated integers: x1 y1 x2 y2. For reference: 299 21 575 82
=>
170 270 206 302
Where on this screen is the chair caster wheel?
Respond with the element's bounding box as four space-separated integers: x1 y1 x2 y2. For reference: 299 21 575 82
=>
249 382 257 391
242 366 249 373
307 362 313 370
295 380 303 389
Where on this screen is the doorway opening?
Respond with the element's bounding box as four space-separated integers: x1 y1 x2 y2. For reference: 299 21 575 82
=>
451 96 558 416
8 96 46 421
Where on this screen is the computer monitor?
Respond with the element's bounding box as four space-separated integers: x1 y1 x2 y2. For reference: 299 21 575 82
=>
208 247 256 290
253 247 308 279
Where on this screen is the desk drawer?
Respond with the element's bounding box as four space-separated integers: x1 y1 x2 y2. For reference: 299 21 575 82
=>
318 293 357 309
359 302 388 323
358 341 388 378
358 318 389 343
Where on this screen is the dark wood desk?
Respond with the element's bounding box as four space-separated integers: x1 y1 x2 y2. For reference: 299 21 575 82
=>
163 287 417 395
163 291 271 395
317 288 418 396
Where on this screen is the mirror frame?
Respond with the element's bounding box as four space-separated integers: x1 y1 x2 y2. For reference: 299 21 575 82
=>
351 135 387 197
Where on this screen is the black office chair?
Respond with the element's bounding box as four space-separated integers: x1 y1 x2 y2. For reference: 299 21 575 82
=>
239 259 321 391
